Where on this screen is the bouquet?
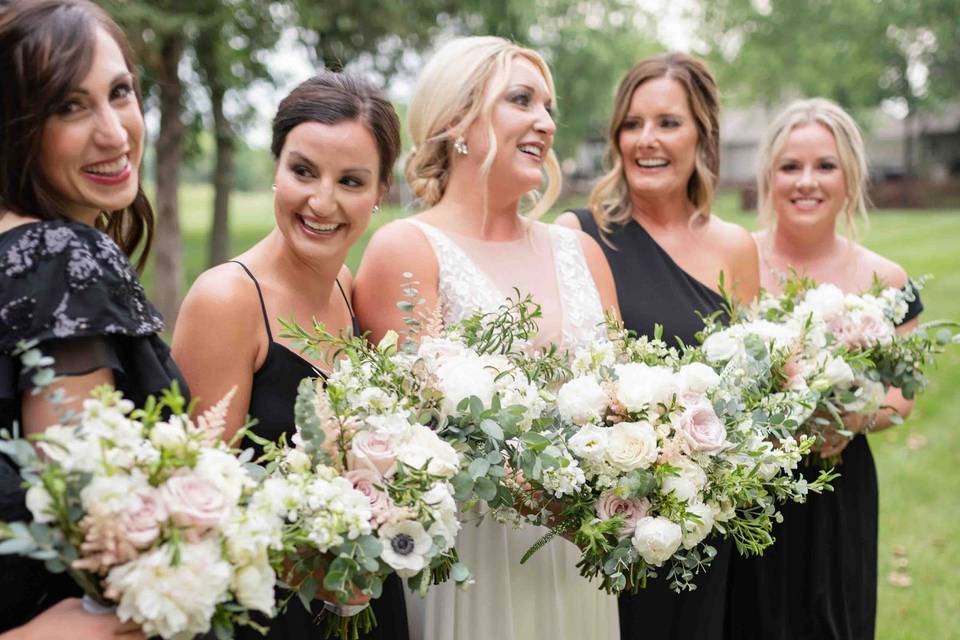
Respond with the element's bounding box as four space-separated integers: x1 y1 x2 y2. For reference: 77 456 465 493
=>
520 325 834 594
0 344 281 640
701 275 958 458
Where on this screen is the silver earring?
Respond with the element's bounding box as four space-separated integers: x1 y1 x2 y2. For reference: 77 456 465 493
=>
271 184 277 192
372 204 380 214
453 135 469 156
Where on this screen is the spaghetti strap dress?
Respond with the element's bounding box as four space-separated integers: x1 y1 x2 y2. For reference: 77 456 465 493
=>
723 282 924 640
570 208 733 640
228 261 408 640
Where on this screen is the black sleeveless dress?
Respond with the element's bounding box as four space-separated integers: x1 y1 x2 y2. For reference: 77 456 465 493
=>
228 262 409 640
723 288 924 640
571 208 733 640
0 220 189 631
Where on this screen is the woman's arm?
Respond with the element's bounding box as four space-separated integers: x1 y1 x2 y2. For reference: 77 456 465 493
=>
20 368 114 436
171 266 262 442
353 221 441 346
576 232 621 320
1 598 144 640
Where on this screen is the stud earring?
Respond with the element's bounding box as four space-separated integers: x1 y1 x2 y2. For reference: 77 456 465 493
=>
453 135 469 156
372 204 381 214
271 184 277 192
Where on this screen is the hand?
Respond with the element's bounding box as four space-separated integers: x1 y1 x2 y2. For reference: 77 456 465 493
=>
817 427 851 459
3 598 144 640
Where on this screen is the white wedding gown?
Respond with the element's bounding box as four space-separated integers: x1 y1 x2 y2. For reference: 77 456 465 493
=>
403 218 620 640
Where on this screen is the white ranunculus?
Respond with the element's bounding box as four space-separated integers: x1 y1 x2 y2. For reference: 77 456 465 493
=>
25 485 54 523
605 421 659 472
632 516 683 566
435 353 496 416
676 363 721 395
379 519 433 577
661 456 707 502
557 376 609 425
567 424 610 461
799 283 846 321
702 331 743 363
106 538 232 639
614 363 677 412
232 560 276 615
681 501 716 549
397 424 460 478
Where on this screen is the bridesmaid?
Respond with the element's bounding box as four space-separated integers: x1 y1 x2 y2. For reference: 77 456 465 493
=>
171 72 408 640
724 98 921 640
556 52 759 639
0 1 178 636
353 36 620 640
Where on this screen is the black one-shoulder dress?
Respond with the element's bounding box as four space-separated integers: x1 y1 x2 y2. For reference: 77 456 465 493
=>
0 220 189 631
228 261 409 640
723 286 924 640
571 208 732 640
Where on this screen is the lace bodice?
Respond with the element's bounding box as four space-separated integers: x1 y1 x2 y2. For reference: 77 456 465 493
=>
406 219 606 351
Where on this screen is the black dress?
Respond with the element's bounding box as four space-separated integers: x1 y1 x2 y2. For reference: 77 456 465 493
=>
228 261 409 640
0 220 189 632
723 288 924 640
571 208 733 640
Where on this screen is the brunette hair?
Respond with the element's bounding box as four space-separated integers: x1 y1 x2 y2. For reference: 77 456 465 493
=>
589 52 720 233
271 72 401 189
0 0 154 270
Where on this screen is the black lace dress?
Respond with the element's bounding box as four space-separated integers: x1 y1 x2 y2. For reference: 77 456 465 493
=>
0 220 188 632
571 208 733 640
228 262 409 640
723 288 924 640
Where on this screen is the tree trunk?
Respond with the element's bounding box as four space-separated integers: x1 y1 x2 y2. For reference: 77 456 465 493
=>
152 33 186 330
197 41 235 268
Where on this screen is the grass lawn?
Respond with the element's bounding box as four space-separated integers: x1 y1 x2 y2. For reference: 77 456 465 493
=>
165 184 959 639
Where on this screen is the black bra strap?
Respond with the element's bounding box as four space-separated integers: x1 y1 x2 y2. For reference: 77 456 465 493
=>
334 278 356 321
229 260 273 342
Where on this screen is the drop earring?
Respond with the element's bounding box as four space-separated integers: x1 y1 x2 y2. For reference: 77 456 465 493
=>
453 135 469 156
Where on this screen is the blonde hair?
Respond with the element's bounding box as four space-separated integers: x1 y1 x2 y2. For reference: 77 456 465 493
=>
404 36 561 219
589 52 720 234
757 97 869 235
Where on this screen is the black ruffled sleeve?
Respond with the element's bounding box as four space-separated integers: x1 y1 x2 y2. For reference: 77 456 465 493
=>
899 280 924 326
0 221 187 430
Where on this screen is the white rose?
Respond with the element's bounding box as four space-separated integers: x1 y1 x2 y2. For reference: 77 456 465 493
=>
435 353 496 415
348 430 399 477
557 376 609 425
284 448 312 473
681 501 716 549
676 363 721 395
605 421 659 472
811 355 855 392
25 485 54 523
661 456 707 502
632 516 683 566
195 448 252 505
614 363 677 412
567 424 610 461
702 331 743 363
232 560 276 615
397 425 460 478
149 419 187 450
799 284 846 321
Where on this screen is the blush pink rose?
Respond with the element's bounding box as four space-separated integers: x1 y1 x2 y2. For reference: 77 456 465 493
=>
160 471 230 533
344 469 393 524
596 491 651 537
676 402 727 455
347 431 398 477
122 489 168 548
841 312 894 349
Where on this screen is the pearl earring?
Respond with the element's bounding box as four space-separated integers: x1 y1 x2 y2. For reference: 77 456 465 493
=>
372 204 381 214
453 135 469 156
271 184 276 192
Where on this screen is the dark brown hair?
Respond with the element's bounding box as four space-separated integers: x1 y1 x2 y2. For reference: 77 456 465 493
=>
0 0 153 270
590 52 721 232
271 72 402 188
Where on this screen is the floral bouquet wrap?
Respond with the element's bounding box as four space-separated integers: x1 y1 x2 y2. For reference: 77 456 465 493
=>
701 275 958 459
0 345 281 640
517 325 834 594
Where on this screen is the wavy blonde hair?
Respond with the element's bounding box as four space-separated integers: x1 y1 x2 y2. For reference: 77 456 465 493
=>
589 52 720 234
757 97 869 236
404 36 561 219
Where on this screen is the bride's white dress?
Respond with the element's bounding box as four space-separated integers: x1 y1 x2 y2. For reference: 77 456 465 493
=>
404 218 620 640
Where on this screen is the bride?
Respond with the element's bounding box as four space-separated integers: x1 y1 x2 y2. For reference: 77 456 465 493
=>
353 36 620 640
